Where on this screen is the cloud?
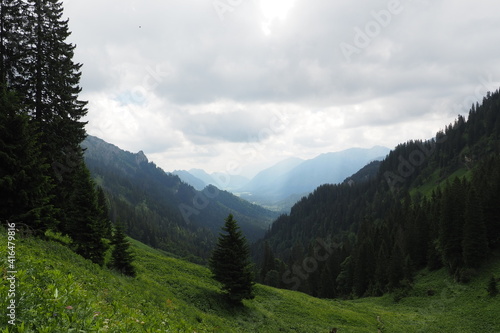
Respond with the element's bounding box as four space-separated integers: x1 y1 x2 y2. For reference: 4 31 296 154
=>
67 0 500 175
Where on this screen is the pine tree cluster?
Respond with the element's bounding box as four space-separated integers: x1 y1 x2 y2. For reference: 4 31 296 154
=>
0 0 133 273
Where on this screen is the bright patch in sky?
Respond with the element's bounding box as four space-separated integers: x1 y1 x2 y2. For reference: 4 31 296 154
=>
260 0 296 35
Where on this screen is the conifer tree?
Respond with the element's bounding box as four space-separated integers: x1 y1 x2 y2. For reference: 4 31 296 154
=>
374 241 389 295
24 0 87 132
21 0 88 231
96 186 113 239
66 163 108 265
438 178 466 275
462 186 488 268
353 239 375 296
0 86 55 229
487 276 498 297
0 0 28 86
260 241 276 282
110 221 136 277
318 265 336 299
387 242 404 290
209 214 254 303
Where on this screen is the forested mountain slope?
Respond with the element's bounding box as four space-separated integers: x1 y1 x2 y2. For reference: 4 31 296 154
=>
82 136 278 262
255 89 500 298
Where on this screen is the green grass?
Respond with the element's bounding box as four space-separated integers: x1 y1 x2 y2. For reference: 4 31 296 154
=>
411 167 473 199
1 231 499 332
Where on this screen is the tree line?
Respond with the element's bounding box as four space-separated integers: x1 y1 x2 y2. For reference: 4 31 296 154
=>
0 0 134 275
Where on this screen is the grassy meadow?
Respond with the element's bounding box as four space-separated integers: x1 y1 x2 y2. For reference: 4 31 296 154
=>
1 230 499 332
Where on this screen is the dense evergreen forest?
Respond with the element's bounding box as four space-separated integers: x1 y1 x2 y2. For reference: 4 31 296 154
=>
255 90 500 299
0 0 113 265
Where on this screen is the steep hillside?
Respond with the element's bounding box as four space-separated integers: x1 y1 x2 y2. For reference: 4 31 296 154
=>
255 89 500 298
82 136 278 261
2 230 499 332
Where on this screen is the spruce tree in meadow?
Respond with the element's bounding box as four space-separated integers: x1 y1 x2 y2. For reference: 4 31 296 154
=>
110 221 136 277
66 163 108 265
209 214 254 303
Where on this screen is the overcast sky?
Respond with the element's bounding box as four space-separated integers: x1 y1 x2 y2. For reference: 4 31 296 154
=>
64 0 500 178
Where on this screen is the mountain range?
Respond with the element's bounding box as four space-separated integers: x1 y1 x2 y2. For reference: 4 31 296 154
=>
175 146 390 211
173 168 250 192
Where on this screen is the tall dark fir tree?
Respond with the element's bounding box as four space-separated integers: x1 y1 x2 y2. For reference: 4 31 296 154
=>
209 214 254 304
0 0 29 87
0 86 54 228
65 162 108 265
462 186 488 268
1 0 111 262
25 0 89 226
109 221 136 277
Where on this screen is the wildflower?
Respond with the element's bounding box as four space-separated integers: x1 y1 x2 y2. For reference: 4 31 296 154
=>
65 306 73 310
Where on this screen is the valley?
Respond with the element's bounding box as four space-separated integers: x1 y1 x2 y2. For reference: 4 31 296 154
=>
1 0 500 331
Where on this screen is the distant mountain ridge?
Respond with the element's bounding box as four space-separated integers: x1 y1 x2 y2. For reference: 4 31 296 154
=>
236 146 390 210
174 147 389 211
172 170 206 191
173 169 250 192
